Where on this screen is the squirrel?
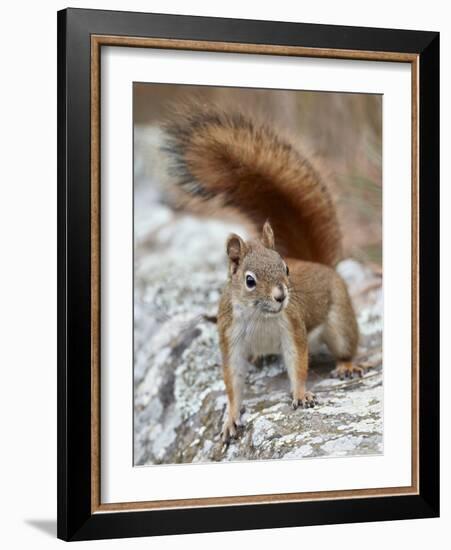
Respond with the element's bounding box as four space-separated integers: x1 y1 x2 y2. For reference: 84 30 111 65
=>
160 102 361 443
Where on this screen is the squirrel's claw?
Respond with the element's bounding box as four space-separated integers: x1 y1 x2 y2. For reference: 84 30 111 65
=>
331 362 365 380
291 391 318 409
221 417 241 444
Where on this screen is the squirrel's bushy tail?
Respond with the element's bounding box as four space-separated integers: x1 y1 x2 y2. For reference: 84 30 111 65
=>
160 103 342 266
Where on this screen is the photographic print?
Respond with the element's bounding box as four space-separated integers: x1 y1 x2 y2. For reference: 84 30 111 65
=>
133 84 383 466
58 9 440 540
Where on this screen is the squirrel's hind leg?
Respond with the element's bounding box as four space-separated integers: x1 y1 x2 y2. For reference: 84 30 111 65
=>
322 280 362 380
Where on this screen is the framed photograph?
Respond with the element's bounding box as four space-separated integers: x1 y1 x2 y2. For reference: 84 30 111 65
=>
57 8 439 541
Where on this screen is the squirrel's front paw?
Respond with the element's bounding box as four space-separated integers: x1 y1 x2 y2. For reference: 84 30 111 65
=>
291 391 318 409
221 415 242 444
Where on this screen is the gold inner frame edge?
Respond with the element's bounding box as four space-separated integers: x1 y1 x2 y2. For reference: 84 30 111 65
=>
90 34 420 514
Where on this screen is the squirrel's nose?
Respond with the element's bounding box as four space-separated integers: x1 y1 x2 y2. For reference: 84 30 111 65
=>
272 284 286 303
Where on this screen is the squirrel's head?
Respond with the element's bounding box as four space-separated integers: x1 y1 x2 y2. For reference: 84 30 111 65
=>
226 221 290 316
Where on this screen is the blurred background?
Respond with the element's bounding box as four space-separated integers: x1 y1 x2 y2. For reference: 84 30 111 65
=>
134 83 382 266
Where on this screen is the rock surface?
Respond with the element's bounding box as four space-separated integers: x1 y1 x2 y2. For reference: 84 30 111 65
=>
133 127 383 466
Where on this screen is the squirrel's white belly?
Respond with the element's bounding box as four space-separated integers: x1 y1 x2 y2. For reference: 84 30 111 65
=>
229 310 327 360
230 312 285 358
307 323 326 354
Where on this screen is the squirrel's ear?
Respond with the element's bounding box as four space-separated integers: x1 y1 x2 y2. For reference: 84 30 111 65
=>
226 233 246 273
261 220 275 249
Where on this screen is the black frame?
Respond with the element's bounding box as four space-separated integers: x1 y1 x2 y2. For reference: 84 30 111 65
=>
57 7 439 541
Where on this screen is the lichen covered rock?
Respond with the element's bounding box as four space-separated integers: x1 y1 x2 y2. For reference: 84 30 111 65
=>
133 127 383 465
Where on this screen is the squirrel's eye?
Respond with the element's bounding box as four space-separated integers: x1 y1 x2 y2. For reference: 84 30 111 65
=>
286 264 290 276
245 274 256 289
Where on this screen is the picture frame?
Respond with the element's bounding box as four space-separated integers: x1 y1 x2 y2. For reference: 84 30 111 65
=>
57 7 439 541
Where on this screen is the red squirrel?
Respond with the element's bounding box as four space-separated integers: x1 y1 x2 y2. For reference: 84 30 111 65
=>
161 103 360 443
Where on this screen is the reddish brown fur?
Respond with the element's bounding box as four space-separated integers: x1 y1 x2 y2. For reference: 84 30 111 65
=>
159 104 358 442
162 103 342 266
216 224 358 441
